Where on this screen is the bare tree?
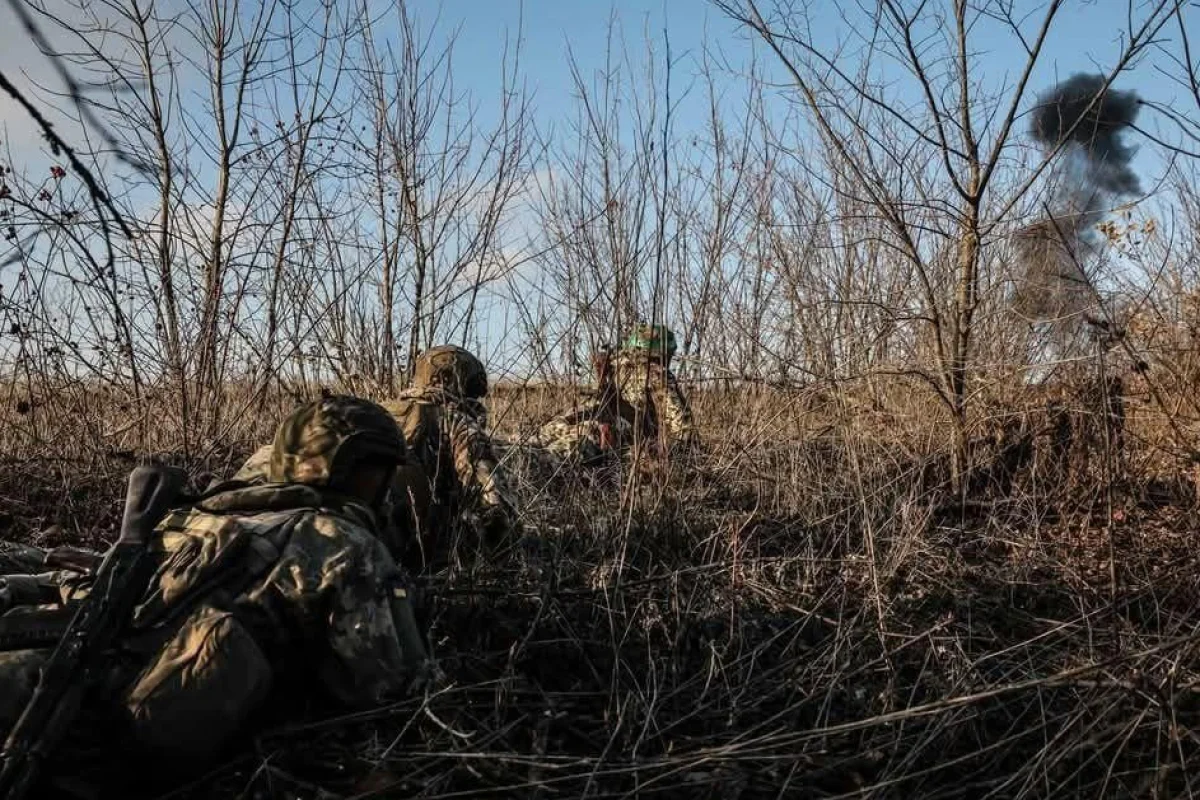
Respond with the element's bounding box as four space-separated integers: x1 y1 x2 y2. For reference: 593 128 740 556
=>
0 0 532 457
714 0 1180 489
532 18 685 378
352 0 532 387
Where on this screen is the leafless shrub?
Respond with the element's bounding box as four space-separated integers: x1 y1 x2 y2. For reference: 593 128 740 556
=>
5 0 1200 797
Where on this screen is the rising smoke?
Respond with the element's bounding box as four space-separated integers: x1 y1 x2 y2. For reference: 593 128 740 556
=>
1013 74 1143 325
1031 73 1141 207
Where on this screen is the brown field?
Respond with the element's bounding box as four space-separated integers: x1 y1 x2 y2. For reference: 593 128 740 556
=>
6 0 1200 794
2 372 1199 798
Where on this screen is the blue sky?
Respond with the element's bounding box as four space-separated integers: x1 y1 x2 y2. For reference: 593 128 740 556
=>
386 0 1195 185
1 0 1197 379
3 1 1192 196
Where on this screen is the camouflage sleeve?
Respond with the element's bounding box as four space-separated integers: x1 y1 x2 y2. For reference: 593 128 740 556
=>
654 367 694 440
616 356 693 441
232 444 274 484
0 543 94 611
264 513 426 708
0 542 48 575
445 408 517 522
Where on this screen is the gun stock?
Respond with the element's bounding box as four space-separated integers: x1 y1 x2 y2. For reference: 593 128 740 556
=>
0 465 184 800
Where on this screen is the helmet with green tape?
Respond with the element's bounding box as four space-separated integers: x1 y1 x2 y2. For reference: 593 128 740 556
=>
622 323 677 361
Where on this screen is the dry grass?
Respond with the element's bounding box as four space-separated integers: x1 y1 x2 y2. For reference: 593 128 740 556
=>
3 374 1200 798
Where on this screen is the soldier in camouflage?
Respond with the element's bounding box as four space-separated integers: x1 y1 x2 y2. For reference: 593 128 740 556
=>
384 345 518 571
234 349 518 572
613 323 693 443
0 395 429 782
539 323 693 461
233 349 517 571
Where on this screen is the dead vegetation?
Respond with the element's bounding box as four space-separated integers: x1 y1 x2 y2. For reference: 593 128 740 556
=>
0 367 1198 798
6 0 1200 796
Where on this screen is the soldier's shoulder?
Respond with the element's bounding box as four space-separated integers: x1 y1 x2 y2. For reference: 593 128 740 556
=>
294 503 389 557
277 512 398 598
232 444 274 483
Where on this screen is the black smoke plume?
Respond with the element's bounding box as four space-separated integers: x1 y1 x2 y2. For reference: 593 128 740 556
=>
1031 73 1141 202
1013 74 1142 324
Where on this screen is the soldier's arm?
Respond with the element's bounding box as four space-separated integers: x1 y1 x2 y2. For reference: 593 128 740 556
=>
445 409 517 521
653 366 694 440
231 444 274 484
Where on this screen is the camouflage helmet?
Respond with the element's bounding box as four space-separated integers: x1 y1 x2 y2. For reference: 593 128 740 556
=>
268 395 407 490
411 345 488 398
623 323 677 360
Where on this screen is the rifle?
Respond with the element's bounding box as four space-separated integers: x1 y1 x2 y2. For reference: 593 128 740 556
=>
0 464 184 800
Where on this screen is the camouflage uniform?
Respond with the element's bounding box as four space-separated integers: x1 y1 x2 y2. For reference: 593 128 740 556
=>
612 349 693 442
0 543 50 612
0 395 428 774
539 324 693 459
0 542 46 575
384 345 518 570
538 405 633 464
231 443 272 484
